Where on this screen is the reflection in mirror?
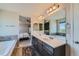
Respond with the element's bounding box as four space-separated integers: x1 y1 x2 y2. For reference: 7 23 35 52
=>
39 23 43 31
44 7 66 43
44 20 50 35
56 18 66 36
33 23 39 31
50 9 66 36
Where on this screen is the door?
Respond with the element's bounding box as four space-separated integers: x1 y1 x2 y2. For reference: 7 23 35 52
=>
73 4 79 56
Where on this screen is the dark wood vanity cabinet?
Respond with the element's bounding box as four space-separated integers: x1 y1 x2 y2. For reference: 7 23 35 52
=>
37 39 43 53
42 42 54 56
32 36 38 49
42 41 65 56
38 39 53 56
32 36 51 56
32 36 65 56
32 36 43 54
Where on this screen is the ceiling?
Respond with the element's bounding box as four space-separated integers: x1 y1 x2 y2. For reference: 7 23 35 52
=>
0 3 52 19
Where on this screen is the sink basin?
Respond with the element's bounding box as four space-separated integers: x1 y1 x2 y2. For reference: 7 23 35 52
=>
42 37 50 40
43 38 47 40
49 37 53 39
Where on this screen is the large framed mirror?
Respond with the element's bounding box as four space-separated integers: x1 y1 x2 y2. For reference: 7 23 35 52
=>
44 6 66 42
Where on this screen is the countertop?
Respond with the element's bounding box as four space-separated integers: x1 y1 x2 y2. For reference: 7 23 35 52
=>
48 35 66 43
32 32 66 48
0 40 17 56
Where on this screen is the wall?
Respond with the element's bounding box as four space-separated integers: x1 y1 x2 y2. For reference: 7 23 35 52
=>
72 4 79 56
0 10 19 36
64 3 76 56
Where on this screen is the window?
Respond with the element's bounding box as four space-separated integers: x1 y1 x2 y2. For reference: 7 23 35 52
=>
56 18 66 36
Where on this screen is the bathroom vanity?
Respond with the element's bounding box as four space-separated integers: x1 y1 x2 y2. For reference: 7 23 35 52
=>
32 32 66 56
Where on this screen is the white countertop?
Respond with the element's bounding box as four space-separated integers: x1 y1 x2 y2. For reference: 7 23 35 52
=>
0 40 17 56
32 32 66 48
48 35 66 43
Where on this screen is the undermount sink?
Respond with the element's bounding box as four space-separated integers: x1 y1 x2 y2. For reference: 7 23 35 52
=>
43 38 47 40
49 37 53 39
42 37 50 40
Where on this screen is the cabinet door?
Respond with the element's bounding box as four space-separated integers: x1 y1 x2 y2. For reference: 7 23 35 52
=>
32 36 38 49
42 42 53 56
32 36 35 46
37 40 43 55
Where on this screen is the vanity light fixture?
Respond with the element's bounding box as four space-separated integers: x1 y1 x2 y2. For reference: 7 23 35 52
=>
46 4 59 14
46 7 52 14
38 15 45 19
49 7 52 12
47 7 53 13
38 4 59 20
52 5 56 9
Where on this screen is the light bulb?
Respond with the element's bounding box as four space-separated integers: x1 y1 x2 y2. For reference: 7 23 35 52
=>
49 7 52 11
46 10 49 13
52 6 56 9
39 15 44 19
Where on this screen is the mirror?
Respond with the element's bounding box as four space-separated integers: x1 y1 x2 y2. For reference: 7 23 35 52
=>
33 23 39 31
44 7 66 42
44 8 66 36
44 20 50 35
39 23 43 31
56 18 66 36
